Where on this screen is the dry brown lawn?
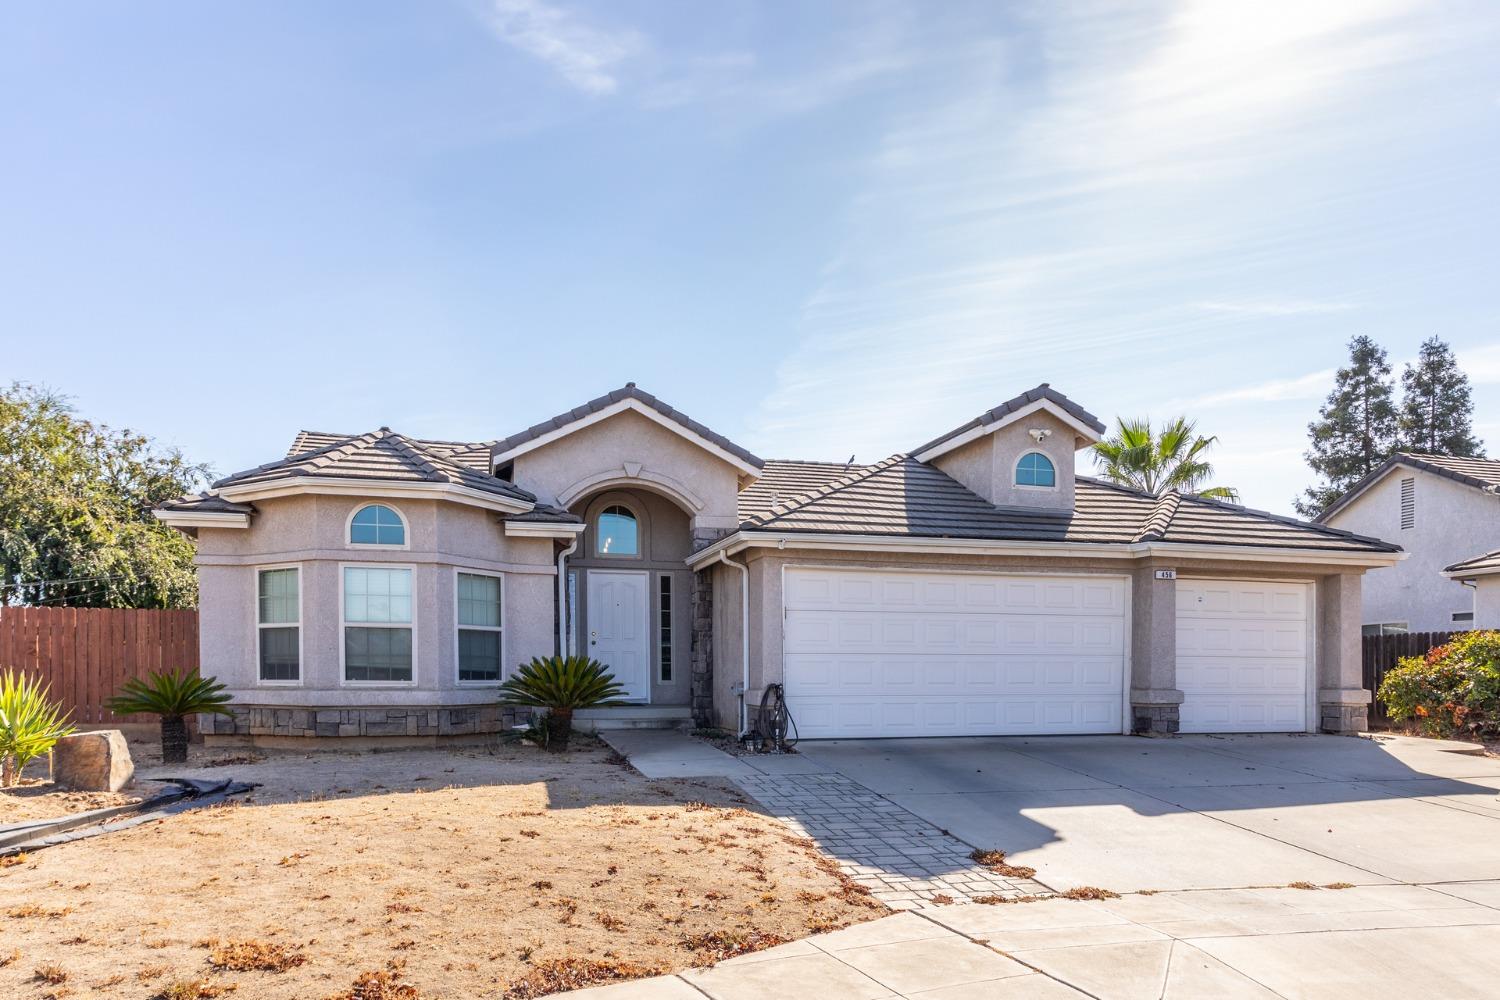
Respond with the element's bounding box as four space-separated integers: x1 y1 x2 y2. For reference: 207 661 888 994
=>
0 779 170 825
0 737 883 998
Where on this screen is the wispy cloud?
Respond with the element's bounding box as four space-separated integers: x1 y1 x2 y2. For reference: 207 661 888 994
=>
1172 368 1336 409
1194 299 1357 316
747 0 1481 497
481 0 642 96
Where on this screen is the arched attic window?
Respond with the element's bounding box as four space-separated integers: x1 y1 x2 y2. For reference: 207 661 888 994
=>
350 504 407 546
1015 452 1056 488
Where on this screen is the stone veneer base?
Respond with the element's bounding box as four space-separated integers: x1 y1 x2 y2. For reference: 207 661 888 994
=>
1320 702 1369 735
201 704 533 740
1132 703 1181 736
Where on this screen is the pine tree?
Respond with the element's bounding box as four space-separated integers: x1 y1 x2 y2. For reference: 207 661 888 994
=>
1398 337 1484 456
1295 336 1398 518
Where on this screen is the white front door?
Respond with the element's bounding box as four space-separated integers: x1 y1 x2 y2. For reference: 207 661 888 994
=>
1177 579 1311 733
586 570 650 702
783 568 1127 739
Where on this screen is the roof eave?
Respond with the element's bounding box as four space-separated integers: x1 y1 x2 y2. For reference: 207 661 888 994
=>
913 397 1104 463
686 530 1404 570
491 396 763 478
216 477 534 515
152 509 251 530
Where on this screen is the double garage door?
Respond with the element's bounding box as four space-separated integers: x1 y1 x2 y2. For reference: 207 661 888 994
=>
782 568 1310 739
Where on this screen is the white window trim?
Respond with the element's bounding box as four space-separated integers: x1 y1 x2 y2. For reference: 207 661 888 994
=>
1014 450 1059 491
594 500 644 560
255 563 303 687
346 502 412 551
339 562 418 688
454 567 506 687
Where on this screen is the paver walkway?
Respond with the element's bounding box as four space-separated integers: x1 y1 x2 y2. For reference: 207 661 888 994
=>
573 881 1500 999
736 771 1050 907
601 730 1047 908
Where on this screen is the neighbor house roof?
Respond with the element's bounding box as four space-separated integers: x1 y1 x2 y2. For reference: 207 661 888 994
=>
490 383 765 473
734 455 1399 554
1318 452 1500 521
1445 548 1500 579
215 428 535 504
911 384 1108 460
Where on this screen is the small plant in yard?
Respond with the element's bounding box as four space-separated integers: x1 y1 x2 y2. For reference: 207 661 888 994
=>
1378 631 1500 740
107 669 234 764
497 656 627 751
0 669 75 787
206 939 305 973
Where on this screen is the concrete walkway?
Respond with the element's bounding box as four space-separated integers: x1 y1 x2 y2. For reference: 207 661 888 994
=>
573 881 1500 999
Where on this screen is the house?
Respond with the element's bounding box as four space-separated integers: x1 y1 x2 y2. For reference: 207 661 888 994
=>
155 383 1401 743
1317 453 1500 634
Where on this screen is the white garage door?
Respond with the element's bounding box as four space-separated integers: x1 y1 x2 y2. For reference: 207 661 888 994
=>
782 568 1126 739
1177 579 1310 733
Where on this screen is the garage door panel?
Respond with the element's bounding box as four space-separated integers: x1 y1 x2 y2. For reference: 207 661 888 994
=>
785 570 1126 617
1177 580 1309 734
783 569 1125 739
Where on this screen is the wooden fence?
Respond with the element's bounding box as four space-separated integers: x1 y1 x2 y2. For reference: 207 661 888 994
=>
1361 630 1458 727
0 607 198 725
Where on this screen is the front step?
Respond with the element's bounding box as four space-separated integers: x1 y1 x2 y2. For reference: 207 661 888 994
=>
573 706 694 732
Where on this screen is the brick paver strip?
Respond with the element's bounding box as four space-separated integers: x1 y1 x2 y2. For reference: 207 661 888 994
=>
735 771 1050 910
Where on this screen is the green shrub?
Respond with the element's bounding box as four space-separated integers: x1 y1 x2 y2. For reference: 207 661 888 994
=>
0 669 75 786
498 656 627 750
1378 631 1500 739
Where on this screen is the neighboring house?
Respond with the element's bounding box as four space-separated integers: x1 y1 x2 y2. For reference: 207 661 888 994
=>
1318 453 1500 634
156 383 1400 743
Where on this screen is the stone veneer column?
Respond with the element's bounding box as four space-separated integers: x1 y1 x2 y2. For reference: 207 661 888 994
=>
1130 564 1183 735
688 527 729 728
1317 572 1369 733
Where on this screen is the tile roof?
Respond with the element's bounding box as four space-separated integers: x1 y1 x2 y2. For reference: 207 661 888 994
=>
912 384 1108 457
1445 549 1500 576
156 492 255 515
738 460 868 521
1318 452 1500 521
289 430 494 473
736 455 1398 553
492 383 765 470
217 428 535 503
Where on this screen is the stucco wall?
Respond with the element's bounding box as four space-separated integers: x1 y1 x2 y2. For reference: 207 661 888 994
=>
508 409 744 537
1324 468 1500 631
931 410 1078 511
1475 576 1500 629
193 494 556 707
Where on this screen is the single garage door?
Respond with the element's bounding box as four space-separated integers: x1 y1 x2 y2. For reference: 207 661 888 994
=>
1176 579 1311 733
782 568 1126 739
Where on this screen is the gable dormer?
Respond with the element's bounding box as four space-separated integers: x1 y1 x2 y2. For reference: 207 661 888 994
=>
911 384 1105 512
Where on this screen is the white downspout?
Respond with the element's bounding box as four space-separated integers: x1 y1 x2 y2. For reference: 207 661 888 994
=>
557 536 579 656
716 550 751 737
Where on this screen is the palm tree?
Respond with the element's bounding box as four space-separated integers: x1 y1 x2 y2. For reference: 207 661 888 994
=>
108 670 234 764
1092 416 1239 502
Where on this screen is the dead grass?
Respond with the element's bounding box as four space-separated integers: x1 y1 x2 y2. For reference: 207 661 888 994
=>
968 848 1038 879
1323 882 1356 890
0 739 881 998
1057 886 1121 900
0 777 169 824
1287 881 1320 890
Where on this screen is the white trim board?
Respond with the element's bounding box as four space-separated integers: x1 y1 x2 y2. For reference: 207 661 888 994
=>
914 398 1104 463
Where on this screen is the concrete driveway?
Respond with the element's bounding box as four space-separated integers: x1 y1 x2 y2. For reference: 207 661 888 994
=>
796 733 1500 891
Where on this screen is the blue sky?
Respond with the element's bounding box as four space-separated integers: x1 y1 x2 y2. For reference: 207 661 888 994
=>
4 1 1498 514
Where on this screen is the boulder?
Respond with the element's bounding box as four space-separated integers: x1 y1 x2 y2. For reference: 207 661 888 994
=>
53 730 135 792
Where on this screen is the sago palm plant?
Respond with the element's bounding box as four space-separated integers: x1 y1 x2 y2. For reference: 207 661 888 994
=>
107 670 234 764
498 656 627 750
1092 416 1239 502
0 669 75 787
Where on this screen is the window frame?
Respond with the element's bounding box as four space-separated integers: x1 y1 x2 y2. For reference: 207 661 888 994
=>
346 502 411 550
1014 450 1058 490
658 573 673 683
594 501 643 559
255 563 303 687
453 567 505 687
338 562 418 687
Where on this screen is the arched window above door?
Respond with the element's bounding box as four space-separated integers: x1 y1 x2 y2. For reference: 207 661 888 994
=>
596 505 639 556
